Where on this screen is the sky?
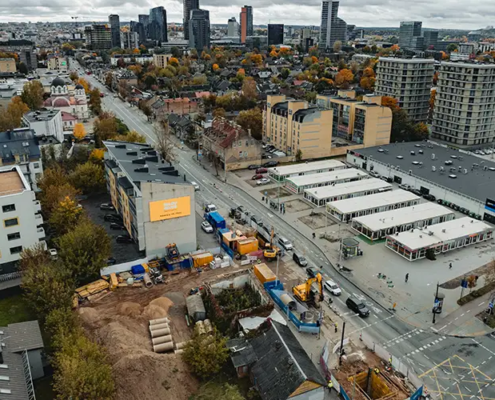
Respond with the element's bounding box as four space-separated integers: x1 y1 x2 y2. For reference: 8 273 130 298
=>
0 0 492 30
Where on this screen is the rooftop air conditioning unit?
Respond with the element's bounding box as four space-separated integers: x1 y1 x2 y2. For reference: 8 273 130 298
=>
449 174 457 179
431 153 436 160
464 169 468 174
432 166 436 172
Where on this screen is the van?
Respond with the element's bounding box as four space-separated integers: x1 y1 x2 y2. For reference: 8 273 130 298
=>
278 237 293 251
293 252 307 267
324 279 342 296
346 297 370 317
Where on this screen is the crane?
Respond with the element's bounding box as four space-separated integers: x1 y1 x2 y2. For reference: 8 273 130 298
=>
292 273 324 307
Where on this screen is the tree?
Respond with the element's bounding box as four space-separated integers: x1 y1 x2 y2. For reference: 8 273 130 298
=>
192 75 207 85
236 108 263 140
447 43 459 53
0 96 29 131
89 148 105 163
360 67 376 90
20 80 44 110
194 382 244 400
169 57 179 67
333 40 343 53
381 96 400 111
213 108 226 118
212 63 219 71
69 71 79 81
104 72 113 87
153 121 175 162
171 47 181 58
89 89 102 115
241 77 258 100
18 62 28 74
296 149 303 162
182 328 229 379
49 195 84 235
57 218 111 284
94 116 118 145
390 44 400 52
280 68 290 79
77 78 90 94
335 69 354 88
114 130 147 143
40 183 80 217
73 123 86 140
69 162 106 194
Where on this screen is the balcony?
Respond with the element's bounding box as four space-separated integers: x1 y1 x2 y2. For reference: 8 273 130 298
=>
33 200 41 213
35 214 44 224
37 227 45 238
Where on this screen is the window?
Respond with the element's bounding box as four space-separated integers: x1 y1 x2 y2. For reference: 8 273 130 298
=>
7 232 20 241
33 162 40 169
10 246 22 255
4 218 18 227
2 204 15 213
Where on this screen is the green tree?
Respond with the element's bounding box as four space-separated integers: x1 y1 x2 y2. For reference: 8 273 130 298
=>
89 88 102 115
236 107 263 140
21 80 44 110
114 130 147 143
18 62 28 74
447 43 459 53
182 328 229 379
171 46 181 58
194 382 244 400
280 68 290 79
69 162 106 194
57 218 111 284
296 149 303 161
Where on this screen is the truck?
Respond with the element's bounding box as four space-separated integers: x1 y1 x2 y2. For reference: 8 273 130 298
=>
204 211 226 230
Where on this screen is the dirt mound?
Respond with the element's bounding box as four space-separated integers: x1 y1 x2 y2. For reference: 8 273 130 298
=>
78 307 101 327
116 302 143 316
142 304 168 320
149 297 174 313
99 321 150 355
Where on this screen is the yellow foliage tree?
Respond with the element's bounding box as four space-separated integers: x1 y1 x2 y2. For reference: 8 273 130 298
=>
169 57 179 67
237 68 245 76
89 148 105 163
212 64 219 71
73 123 86 140
132 48 140 54
114 130 147 143
77 78 90 94
381 96 400 111
311 56 318 64
250 54 263 66
335 69 354 88
49 196 83 235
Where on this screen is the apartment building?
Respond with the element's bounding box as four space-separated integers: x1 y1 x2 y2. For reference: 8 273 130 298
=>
103 141 196 256
0 165 45 280
84 25 112 51
375 57 434 123
47 55 68 72
431 62 495 146
153 53 173 69
23 109 64 143
0 58 16 74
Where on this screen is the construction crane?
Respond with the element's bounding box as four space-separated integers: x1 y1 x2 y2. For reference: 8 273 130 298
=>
292 273 324 307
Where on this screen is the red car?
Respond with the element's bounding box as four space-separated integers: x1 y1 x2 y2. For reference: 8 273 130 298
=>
252 174 264 180
256 168 268 174
99 92 105 97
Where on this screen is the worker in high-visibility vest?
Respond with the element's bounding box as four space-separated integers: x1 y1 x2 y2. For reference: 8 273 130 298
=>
327 381 333 391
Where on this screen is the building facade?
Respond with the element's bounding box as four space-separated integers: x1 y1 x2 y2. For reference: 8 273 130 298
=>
84 25 112 50
0 58 16 73
121 31 139 49
47 55 68 72
23 109 64 143
240 5 253 44
320 0 347 50
43 77 89 121
423 30 438 49
184 0 199 41
153 53 173 68
267 24 284 46
109 14 121 48
149 6 168 44
432 62 495 146
138 14 150 40
399 21 422 49
375 57 434 123
228 17 239 37
189 9 210 51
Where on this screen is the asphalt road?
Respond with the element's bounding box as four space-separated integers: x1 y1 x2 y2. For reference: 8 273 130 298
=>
81 67 495 397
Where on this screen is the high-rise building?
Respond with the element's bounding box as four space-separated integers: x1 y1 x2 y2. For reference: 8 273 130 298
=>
227 17 239 37
302 28 311 39
109 14 121 48
423 30 438 49
138 14 150 39
432 62 495 146
189 9 210 51
320 0 347 49
84 25 112 50
184 0 199 41
121 31 139 49
240 5 253 44
268 24 284 45
131 22 146 44
375 57 434 123
399 21 422 49
149 6 168 43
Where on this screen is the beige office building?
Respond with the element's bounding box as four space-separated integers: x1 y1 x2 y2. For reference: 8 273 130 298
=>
0 58 16 73
432 62 495 146
375 57 434 123
153 53 173 69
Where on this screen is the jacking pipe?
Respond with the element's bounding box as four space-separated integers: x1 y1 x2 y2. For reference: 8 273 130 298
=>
143 273 153 288
153 342 174 353
150 329 171 338
280 294 297 311
174 349 184 354
150 327 171 337
149 323 169 331
152 335 173 345
149 317 170 325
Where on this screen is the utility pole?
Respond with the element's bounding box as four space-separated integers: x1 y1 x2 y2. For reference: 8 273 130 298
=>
339 321 346 366
432 282 439 323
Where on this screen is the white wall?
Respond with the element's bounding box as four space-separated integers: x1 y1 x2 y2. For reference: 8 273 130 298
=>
27 112 64 143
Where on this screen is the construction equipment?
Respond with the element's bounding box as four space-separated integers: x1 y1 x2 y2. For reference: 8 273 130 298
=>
262 228 278 262
292 273 324 308
166 243 180 260
149 267 164 284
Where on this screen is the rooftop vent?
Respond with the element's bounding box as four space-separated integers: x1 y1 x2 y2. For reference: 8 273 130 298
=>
451 155 458 159
449 174 457 179
412 161 419 165
445 160 453 166
396 155 403 159
419 149 424 154
432 153 436 160
410 151 415 155
378 148 384 152
432 166 436 172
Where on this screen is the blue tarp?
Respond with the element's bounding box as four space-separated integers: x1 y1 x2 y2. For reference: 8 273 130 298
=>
131 265 145 274
206 211 226 229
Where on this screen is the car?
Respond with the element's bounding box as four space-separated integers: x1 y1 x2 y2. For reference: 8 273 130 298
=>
201 221 214 233
293 252 308 267
268 147 277 154
113 94 118 98
306 266 319 279
266 145 275 152
256 168 268 174
263 161 279 168
423 193 436 201
324 280 342 296
106 257 117 265
110 222 125 230
99 92 105 97
116 235 133 243
49 248 58 260
248 164 261 170
410 189 422 196
104 213 122 222
252 174 264 180
278 237 293 251
205 204 217 213
369 171 380 178
191 181 200 191
100 203 115 211
257 178 270 185
398 184 411 190
346 297 370 317
250 215 263 227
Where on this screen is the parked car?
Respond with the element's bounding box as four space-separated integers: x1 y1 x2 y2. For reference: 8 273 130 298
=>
410 189 422 196
100 203 115 211
116 235 133 243
278 237 293 251
381 176 393 183
263 161 279 168
191 181 200 191
104 214 121 222
398 184 411 190
248 164 261 170
110 222 125 230
201 221 214 233
257 178 270 185
293 252 308 267
306 266 319 279
346 297 370 317
324 280 342 296
256 168 268 174
106 257 117 265
423 193 436 201
369 171 380 178
250 215 263 227
252 174 264 180
266 145 275 152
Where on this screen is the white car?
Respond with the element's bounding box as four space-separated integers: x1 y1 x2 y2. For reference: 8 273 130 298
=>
278 237 293 251
191 181 200 191
324 279 342 296
49 248 58 260
256 178 270 186
201 221 214 233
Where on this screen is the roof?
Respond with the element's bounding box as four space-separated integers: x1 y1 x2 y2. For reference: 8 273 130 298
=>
226 338 258 368
186 294 206 316
0 168 25 196
250 321 325 400
328 189 420 214
286 168 368 188
23 109 60 123
0 128 40 164
352 203 455 232
351 142 495 203
304 178 392 200
6 321 44 352
387 217 493 251
51 76 66 87
269 160 345 177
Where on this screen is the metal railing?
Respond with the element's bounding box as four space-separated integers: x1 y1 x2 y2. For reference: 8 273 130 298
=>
21 350 36 400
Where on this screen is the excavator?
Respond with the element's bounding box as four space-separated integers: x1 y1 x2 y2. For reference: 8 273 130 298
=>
262 228 278 262
292 273 324 308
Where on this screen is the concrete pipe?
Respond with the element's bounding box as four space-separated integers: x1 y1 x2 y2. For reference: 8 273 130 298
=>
203 319 213 334
175 341 189 350
150 329 171 338
149 323 169 331
143 273 153 288
195 321 206 335
280 294 297 311
150 327 171 337
153 342 174 353
174 349 184 355
152 334 172 345
149 317 170 326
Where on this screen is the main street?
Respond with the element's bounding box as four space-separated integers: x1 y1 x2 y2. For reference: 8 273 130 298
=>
83 70 495 397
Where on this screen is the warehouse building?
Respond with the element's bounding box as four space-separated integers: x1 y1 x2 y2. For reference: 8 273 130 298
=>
103 141 196 257
347 142 495 224
304 178 392 206
268 159 346 182
385 217 493 261
351 202 455 241
285 168 369 194
327 189 421 222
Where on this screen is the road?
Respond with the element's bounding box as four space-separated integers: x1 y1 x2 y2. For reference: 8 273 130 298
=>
81 68 495 397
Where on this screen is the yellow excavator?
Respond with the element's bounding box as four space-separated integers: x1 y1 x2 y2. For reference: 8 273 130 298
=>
292 273 324 308
263 228 278 262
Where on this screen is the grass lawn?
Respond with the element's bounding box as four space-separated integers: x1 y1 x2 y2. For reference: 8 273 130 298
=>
0 289 36 326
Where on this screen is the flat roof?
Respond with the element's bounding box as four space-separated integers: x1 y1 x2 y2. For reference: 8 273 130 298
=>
305 178 391 200
351 142 495 203
327 189 420 214
387 217 493 250
269 160 345 176
23 109 60 122
0 168 26 196
352 203 454 231
286 168 367 187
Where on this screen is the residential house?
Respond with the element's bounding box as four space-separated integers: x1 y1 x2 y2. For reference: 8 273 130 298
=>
168 114 194 140
61 111 77 131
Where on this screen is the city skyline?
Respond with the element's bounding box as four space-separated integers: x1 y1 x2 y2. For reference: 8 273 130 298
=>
1 0 494 30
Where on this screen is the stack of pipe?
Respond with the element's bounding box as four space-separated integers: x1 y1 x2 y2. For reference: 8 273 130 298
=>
149 319 174 353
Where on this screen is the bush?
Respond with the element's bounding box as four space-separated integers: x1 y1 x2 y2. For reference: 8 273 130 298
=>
458 281 495 306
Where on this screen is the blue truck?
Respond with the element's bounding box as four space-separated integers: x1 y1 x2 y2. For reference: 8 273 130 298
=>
204 211 226 230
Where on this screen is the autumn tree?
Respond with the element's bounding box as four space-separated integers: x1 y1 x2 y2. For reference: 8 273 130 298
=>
89 88 102 115
114 130 147 143
236 108 263 140
89 148 105 163
212 63 219 71
77 78 90 93
241 77 257 100
94 116 118 145
0 96 29 131
69 71 79 81
333 40 343 53
153 121 175 162
20 80 44 110
169 57 179 67
213 108 226 118
381 96 400 111
69 162 106 194
335 68 354 88
104 72 113 87
360 67 376 90
73 123 86 140
49 195 84 235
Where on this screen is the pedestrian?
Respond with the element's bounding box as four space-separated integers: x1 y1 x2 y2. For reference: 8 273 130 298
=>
312 232 316 239
262 196 265 202
449 262 453 269
334 322 338 333
327 381 333 391
405 273 409 283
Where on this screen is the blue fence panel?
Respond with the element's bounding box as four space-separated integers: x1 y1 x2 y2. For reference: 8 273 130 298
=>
341 386 351 400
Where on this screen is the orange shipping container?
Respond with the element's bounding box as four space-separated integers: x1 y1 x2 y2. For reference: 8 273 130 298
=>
192 252 214 268
237 238 259 255
254 263 276 284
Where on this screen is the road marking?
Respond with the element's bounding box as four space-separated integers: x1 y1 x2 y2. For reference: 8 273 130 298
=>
478 302 485 307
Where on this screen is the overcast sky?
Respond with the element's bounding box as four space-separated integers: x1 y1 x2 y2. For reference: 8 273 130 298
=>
0 0 491 30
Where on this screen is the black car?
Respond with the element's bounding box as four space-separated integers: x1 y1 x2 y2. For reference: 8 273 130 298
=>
346 297 370 317
248 164 260 170
410 189 422 196
100 203 115 211
423 194 436 201
293 252 308 267
250 215 263 227
104 213 121 222
116 235 133 243
263 160 279 168
306 266 319 279
110 222 125 230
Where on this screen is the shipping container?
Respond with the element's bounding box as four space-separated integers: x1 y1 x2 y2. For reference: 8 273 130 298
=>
237 238 259 255
192 252 214 268
254 263 276 284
